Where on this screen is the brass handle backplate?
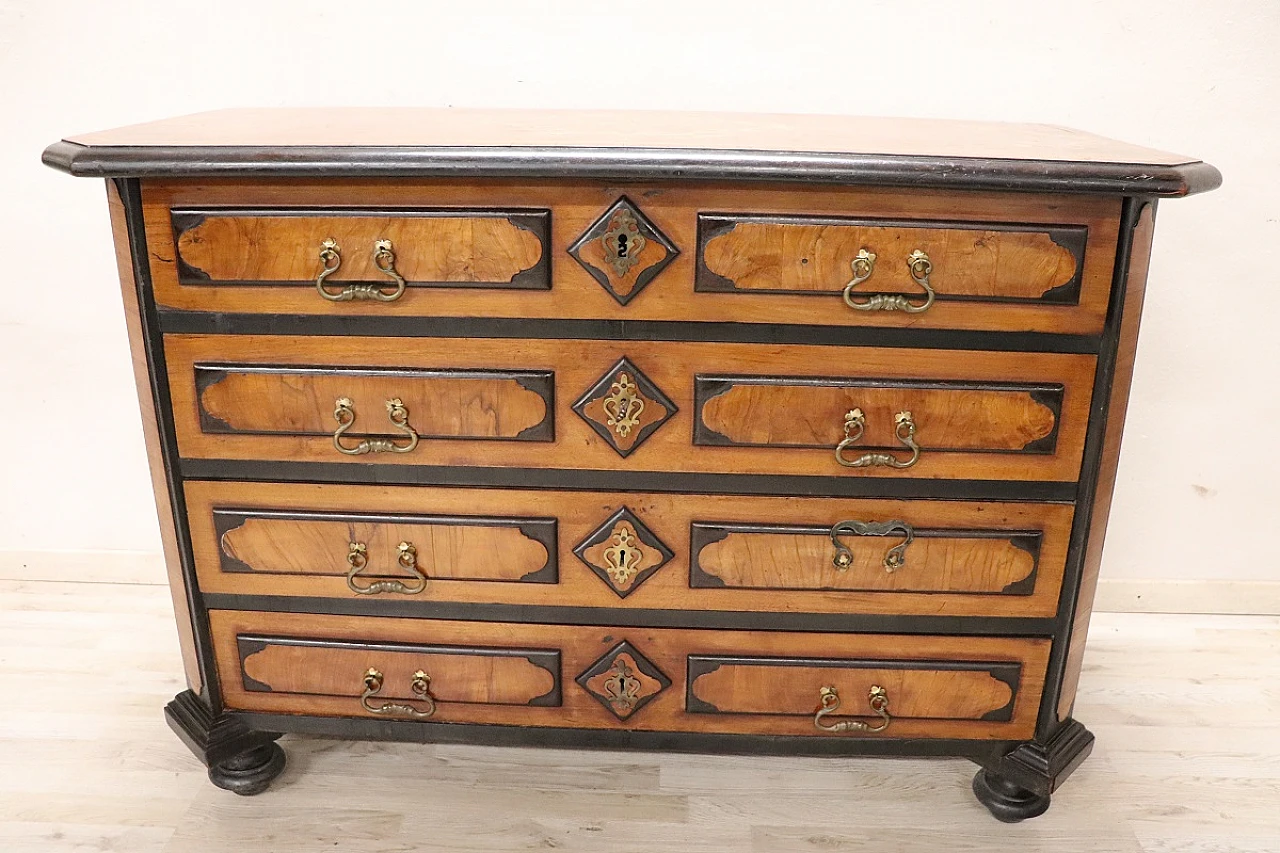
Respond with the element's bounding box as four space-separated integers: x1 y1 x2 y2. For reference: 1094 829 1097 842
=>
835 409 920 469
315 238 408 302
814 685 891 733
333 397 420 456
360 668 436 718
346 541 427 595
842 248 936 313
830 519 915 572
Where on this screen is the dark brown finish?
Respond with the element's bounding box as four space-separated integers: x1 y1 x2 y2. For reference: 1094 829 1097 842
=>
567 196 680 304
572 506 676 598
164 690 285 796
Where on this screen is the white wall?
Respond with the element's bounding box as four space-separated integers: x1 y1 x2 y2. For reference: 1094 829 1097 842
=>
1 1 1275 592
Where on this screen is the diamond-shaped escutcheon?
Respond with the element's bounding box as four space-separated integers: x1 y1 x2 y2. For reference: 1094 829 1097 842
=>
567 196 679 305
573 506 674 598
572 357 677 457
576 640 672 721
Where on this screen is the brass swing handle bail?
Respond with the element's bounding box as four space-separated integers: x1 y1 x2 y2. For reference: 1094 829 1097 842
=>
360 668 436 718
346 541 427 595
316 238 407 302
835 409 920 469
333 397 420 456
842 249 935 313
830 519 915 572
814 685 891 733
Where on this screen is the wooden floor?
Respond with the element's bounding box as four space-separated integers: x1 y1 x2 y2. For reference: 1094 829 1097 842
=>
1 576 1277 852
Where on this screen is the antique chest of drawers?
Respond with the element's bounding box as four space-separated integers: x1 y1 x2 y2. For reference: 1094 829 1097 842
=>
44 109 1219 821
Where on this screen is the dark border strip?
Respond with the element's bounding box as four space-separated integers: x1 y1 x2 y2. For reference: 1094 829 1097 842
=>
43 142 1222 197
202 592 1055 635
156 310 1100 355
180 459 1078 503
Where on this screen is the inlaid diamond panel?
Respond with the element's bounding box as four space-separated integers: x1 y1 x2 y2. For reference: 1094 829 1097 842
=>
567 196 679 305
572 357 677 457
573 506 674 598
576 640 671 720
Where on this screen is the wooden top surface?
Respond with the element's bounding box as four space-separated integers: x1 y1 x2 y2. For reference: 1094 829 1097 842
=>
45 108 1219 196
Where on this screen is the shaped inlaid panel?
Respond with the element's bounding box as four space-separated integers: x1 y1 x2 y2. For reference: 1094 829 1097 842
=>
575 641 671 720
695 376 1062 454
172 208 549 288
214 509 557 583
573 507 674 598
195 364 554 440
567 196 679 305
697 213 1085 303
691 523 1040 595
572 357 677 457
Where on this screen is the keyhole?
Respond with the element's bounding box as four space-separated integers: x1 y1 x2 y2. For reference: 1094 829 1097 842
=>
617 234 629 257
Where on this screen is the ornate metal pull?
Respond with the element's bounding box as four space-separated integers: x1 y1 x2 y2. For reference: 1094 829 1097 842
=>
830 520 914 572
332 397 420 456
834 409 920 469
346 541 427 595
842 248 936 313
360 668 436 718
315 238 408 302
814 685 891 733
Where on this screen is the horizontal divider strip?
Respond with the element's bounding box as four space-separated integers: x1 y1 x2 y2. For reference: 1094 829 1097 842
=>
157 310 1100 355
202 592 1056 635
180 459 1079 503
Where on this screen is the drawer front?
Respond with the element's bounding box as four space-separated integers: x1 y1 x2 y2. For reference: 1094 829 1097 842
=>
172 207 550 290
145 181 1119 334
167 335 1094 482
212 610 1049 739
188 481 1071 617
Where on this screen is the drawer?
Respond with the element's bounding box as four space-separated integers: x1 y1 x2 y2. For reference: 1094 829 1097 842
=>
167 335 1094 482
144 181 1119 335
212 610 1049 739
187 481 1072 617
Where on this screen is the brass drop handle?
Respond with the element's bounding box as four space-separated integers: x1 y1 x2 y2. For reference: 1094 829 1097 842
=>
332 397 420 456
830 519 914 572
835 409 920 469
360 668 436 718
842 248 936 313
346 541 427 595
315 238 408 302
814 685 891 733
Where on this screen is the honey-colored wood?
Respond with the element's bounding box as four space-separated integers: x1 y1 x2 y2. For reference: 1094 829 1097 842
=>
210 609 1050 740
217 515 550 582
106 182 203 695
690 662 1013 721
701 381 1058 452
186 481 1073 618
166 335 1095 482
142 181 1121 335
702 219 1078 298
69 109 1201 166
240 640 557 706
1057 203 1156 721
198 368 548 439
175 212 544 285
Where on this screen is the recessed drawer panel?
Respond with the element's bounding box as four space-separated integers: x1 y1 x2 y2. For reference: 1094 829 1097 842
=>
211 610 1049 740
167 336 1093 482
188 482 1071 618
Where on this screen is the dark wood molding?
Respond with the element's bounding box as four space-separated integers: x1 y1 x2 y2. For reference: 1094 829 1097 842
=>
164 689 285 795
574 640 672 719
572 506 674 598
976 717 1095 805
566 195 680 305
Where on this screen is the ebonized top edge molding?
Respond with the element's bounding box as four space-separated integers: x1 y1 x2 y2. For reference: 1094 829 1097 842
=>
41 109 1219 196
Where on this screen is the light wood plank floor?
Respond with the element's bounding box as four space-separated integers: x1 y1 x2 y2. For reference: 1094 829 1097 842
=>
1 576 1277 852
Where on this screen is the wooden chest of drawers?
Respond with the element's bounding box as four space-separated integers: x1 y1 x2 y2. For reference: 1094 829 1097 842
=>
45 109 1219 821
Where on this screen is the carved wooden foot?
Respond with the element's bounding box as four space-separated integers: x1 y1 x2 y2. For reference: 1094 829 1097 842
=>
164 690 286 795
972 768 1051 822
971 718 1095 822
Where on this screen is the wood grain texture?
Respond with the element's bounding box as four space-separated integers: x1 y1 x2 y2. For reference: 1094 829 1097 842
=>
209 609 1049 740
105 182 202 695
701 217 1080 299
1058 203 1156 721
185 481 1073 617
174 210 545 286
166 335 1095 482
141 180 1120 334
196 366 550 440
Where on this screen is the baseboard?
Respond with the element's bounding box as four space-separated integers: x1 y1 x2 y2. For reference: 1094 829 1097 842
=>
0 549 167 585
1093 579 1280 616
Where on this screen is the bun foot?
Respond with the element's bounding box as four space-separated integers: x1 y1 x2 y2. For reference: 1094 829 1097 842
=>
209 742 287 796
972 768 1051 822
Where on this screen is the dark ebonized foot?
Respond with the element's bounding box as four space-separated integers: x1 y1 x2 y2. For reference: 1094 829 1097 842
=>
971 718 1095 821
972 769 1051 822
165 689 286 795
